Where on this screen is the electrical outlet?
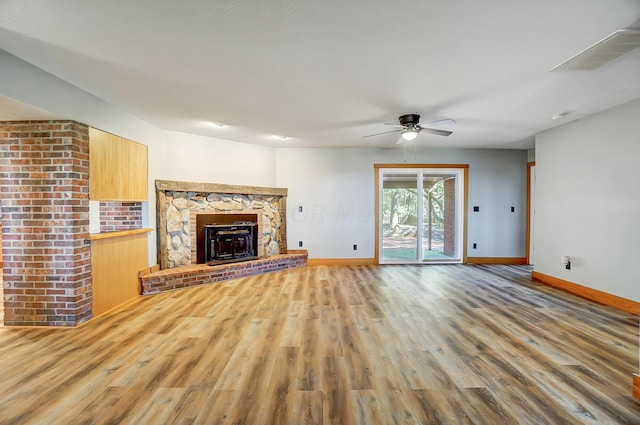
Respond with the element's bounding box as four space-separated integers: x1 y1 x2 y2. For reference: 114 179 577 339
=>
473 243 477 249
353 244 357 251
298 241 303 247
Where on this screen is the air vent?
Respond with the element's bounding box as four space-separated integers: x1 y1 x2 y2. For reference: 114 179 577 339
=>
551 29 640 71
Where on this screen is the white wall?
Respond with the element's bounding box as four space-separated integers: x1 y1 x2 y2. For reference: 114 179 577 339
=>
535 99 640 302
276 147 527 259
157 131 275 186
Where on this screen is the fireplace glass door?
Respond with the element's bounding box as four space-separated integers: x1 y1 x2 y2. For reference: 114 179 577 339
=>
379 168 464 264
204 223 257 264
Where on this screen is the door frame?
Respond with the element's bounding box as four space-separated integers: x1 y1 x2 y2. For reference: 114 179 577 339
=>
374 164 469 264
526 161 535 265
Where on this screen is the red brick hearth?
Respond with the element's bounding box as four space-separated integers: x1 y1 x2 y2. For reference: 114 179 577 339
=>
140 252 307 295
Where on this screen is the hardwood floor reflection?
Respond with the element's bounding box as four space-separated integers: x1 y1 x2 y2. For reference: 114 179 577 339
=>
0 264 638 424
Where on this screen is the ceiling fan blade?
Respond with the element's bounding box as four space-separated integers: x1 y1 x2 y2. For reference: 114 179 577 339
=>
421 127 453 137
362 129 403 138
418 118 456 127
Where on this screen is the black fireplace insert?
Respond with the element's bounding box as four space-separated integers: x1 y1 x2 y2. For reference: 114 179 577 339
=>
204 222 258 265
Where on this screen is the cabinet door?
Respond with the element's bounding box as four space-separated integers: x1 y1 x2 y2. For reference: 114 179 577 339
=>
89 127 148 201
91 232 148 316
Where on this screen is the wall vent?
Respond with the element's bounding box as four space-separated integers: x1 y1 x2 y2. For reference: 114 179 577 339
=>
551 29 640 71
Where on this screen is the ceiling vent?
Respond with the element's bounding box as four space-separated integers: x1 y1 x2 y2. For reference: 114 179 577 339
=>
551 29 640 71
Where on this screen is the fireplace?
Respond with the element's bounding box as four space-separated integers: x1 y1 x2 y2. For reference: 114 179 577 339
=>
156 180 288 269
204 222 257 264
196 213 259 265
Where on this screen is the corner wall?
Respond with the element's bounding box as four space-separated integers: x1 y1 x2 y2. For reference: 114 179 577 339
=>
534 98 640 303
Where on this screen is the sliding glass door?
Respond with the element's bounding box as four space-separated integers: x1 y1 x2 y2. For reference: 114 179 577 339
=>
379 168 464 264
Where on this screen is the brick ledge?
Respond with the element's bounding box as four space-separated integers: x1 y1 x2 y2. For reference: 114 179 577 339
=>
140 253 307 295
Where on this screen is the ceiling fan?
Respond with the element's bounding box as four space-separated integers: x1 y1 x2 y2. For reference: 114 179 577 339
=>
363 114 455 142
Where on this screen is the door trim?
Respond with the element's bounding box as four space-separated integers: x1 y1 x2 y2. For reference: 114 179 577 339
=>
526 161 535 265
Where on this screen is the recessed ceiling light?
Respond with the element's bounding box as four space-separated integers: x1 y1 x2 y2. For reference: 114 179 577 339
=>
275 135 289 140
551 112 568 120
212 121 227 128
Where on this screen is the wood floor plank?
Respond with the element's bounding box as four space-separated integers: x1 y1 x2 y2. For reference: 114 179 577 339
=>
213 319 268 390
258 346 298 425
351 390 387 425
338 304 374 390
290 390 324 425
461 387 519 424
125 387 185 425
322 356 355 425
192 389 237 425
280 300 305 347
164 385 211 425
319 308 344 357
413 388 477 424
0 264 638 424
296 318 323 391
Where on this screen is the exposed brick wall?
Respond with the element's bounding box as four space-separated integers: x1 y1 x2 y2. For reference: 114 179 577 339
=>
0 121 92 326
141 253 307 295
0 189 3 325
443 178 456 257
100 201 142 232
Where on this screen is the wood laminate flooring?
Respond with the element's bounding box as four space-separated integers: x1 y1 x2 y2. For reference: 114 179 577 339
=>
0 264 638 424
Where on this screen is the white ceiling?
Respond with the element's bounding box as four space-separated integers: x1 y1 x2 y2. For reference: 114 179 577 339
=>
1 0 640 150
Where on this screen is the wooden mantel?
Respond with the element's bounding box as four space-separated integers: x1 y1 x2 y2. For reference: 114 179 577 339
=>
155 180 287 197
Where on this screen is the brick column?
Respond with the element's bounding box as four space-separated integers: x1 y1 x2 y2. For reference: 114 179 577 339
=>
443 178 456 257
0 189 3 325
0 121 92 326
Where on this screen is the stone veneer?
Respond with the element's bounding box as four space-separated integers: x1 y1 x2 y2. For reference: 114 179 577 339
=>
0 121 92 326
156 180 288 269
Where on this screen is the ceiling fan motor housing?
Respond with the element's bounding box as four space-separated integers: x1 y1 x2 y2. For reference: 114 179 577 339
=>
399 114 421 126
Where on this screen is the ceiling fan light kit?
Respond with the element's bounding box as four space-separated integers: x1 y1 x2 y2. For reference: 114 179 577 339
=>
398 114 421 126
401 129 419 141
363 114 455 142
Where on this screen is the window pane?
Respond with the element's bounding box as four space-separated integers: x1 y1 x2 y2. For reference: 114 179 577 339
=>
382 174 418 261
422 175 457 261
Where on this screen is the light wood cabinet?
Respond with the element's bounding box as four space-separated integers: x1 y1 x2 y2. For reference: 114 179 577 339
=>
90 229 151 316
89 127 148 201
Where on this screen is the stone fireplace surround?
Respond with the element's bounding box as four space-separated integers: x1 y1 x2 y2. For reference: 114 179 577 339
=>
142 180 307 295
156 180 288 269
